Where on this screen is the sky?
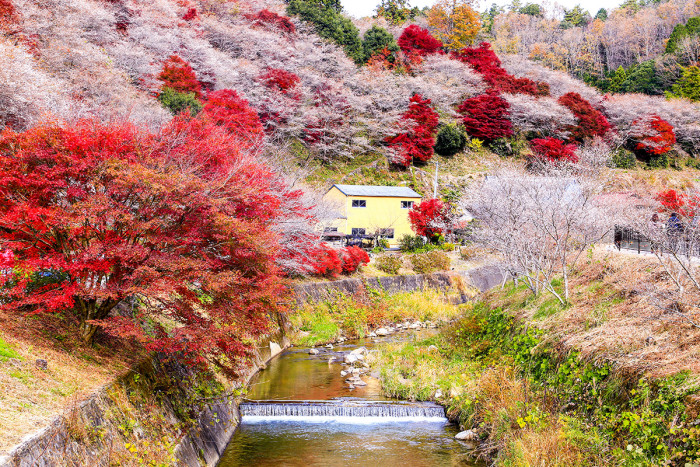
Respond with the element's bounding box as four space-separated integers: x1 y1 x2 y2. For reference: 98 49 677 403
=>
341 0 624 18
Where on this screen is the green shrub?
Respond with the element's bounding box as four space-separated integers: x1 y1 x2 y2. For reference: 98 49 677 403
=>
158 87 202 116
399 234 425 252
375 255 403 275
611 148 637 169
489 137 526 157
647 152 669 169
434 124 467 156
410 250 451 274
441 243 455 252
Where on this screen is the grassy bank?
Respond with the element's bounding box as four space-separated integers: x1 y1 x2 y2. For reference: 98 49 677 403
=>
369 264 700 466
290 287 472 347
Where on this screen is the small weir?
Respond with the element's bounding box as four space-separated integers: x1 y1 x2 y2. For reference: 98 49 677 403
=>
218 334 480 466
240 399 447 422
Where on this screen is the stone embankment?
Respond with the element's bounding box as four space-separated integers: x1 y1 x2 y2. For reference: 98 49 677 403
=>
1 267 502 467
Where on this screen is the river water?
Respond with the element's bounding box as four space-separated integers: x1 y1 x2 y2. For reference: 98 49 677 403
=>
217 332 480 466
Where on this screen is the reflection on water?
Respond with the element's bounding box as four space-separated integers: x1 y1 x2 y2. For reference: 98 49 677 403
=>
218 420 476 467
246 332 434 401
219 331 480 466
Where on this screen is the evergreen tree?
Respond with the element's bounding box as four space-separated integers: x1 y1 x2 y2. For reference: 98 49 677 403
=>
375 0 413 24
561 5 591 28
519 3 543 16
362 25 398 62
608 66 628 93
619 60 663 95
287 0 364 63
594 8 608 21
668 66 700 101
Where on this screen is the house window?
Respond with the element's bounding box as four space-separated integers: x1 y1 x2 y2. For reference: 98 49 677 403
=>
351 228 366 236
378 228 395 239
401 201 414 209
324 227 338 232
351 199 367 208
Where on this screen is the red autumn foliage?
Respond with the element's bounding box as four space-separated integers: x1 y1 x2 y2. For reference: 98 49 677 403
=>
409 198 451 239
201 89 264 143
557 92 611 142
397 25 443 57
339 246 370 274
631 115 676 156
259 68 300 93
530 137 579 163
0 0 18 28
451 42 546 96
311 245 369 277
312 244 343 277
0 117 314 376
182 8 198 21
246 9 296 34
458 90 513 142
386 94 440 167
157 55 203 99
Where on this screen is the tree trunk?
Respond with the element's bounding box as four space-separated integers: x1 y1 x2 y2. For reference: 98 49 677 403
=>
76 298 119 344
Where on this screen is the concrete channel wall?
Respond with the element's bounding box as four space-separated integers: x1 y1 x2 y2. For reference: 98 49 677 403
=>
0 267 501 467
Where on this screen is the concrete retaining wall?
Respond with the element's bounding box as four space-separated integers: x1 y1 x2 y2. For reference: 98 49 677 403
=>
0 267 500 467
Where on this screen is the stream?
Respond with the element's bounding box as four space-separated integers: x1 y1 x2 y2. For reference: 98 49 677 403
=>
217 331 480 466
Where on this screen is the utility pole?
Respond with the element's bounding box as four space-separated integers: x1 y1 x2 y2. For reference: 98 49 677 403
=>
433 161 439 199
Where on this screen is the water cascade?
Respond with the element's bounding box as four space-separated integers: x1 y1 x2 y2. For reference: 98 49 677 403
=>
240 399 447 423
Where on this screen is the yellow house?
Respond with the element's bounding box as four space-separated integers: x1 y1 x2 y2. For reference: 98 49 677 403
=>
323 184 422 247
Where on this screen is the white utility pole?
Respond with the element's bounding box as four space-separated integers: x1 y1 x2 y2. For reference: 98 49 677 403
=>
433 161 439 199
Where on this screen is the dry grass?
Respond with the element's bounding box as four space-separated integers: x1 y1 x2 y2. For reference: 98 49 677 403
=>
0 311 143 455
603 166 700 195
489 248 700 379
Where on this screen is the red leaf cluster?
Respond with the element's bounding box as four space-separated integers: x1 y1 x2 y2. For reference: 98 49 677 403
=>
182 8 198 21
259 68 300 93
339 246 370 274
530 137 579 163
632 115 676 156
246 9 296 34
655 189 700 220
409 198 451 239
201 89 264 144
0 0 18 29
157 55 203 99
310 245 369 278
458 90 513 142
386 94 440 167
397 25 443 57
557 92 611 142
451 42 547 96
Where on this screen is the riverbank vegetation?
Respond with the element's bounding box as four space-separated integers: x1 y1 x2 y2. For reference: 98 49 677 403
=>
290 287 472 347
370 251 700 465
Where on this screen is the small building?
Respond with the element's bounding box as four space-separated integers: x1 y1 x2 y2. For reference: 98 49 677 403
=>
323 184 422 248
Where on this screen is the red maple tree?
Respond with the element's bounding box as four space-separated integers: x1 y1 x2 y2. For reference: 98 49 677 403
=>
157 55 203 99
451 42 546 96
458 90 513 142
557 92 611 142
259 68 301 93
386 94 440 167
631 115 676 156
246 9 296 34
530 137 579 163
182 8 198 21
409 199 451 240
397 25 443 57
0 116 312 376
201 89 264 143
